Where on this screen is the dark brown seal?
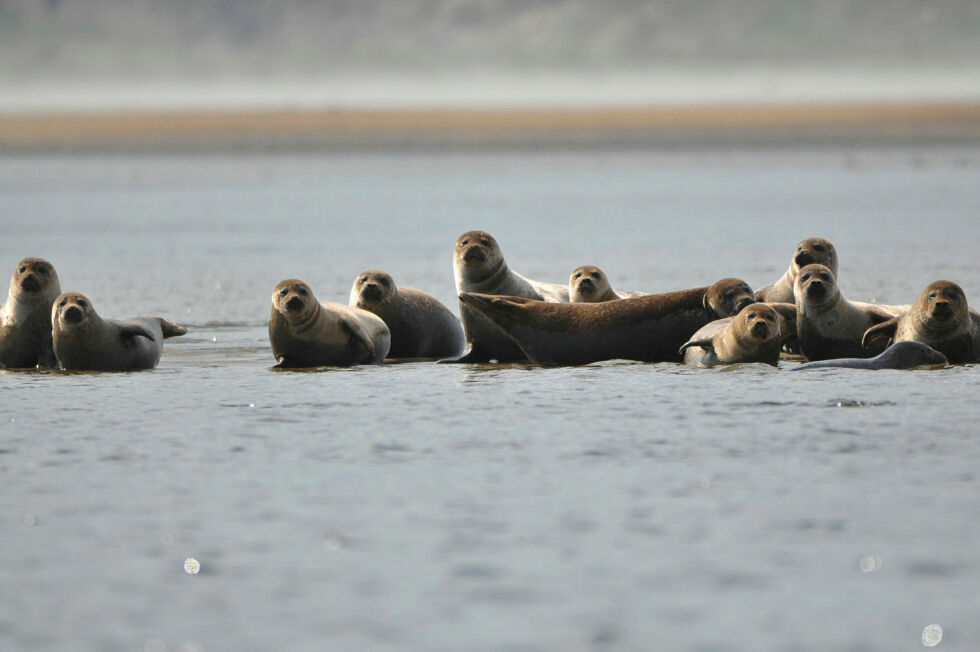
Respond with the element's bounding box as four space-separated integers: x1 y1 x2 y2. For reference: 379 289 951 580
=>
458 278 746 366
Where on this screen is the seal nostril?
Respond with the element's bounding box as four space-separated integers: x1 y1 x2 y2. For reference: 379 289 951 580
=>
285 296 305 312
63 305 83 323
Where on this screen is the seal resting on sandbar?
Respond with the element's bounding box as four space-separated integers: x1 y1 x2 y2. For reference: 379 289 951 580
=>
756 237 838 304
679 302 791 367
451 230 568 363
51 292 186 371
568 266 645 303
794 264 894 360
792 341 947 370
0 257 62 368
862 281 980 363
349 269 465 359
458 278 754 366
271 279 390 367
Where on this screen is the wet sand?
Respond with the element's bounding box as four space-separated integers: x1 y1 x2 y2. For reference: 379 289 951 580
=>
2 101 979 150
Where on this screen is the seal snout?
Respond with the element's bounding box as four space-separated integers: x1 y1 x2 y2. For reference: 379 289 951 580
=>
931 300 953 320
63 304 83 323
360 283 384 302
285 295 306 312
577 277 595 292
462 246 488 264
750 320 771 338
20 274 42 292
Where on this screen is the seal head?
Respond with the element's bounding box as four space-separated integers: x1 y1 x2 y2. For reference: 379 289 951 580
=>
704 278 756 318
569 266 620 303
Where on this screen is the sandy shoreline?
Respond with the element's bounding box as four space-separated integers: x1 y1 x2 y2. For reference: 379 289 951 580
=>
2 102 979 151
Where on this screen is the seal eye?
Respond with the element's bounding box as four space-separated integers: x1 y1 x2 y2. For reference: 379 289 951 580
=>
58 299 67 308
801 273 811 281
724 290 734 299
360 276 368 284
814 244 825 252
573 272 581 279
592 272 601 280
18 266 26 274
298 288 308 296
480 239 490 247
77 299 87 308
380 278 390 287
279 288 289 297
928 292 936 300
820 272 829 280
460 239 469 246
747 312 756 319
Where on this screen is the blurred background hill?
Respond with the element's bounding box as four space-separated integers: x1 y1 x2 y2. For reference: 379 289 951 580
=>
2 0 979 111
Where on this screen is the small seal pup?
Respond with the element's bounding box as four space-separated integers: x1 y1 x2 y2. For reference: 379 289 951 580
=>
349 269 465 359
568 266 646 303
457 277 753 366
0 257 62 368
792 341 948 370
270 279 390 367
794 264 894 360
756 238 838 304
51 293 187 371
452 230 568 362
861 281 980 363
679 303 788 367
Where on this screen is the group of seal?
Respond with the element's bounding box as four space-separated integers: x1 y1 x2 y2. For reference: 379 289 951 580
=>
0 257 186 371
6 232 973 372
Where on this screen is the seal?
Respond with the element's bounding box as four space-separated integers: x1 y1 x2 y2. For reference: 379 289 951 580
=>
568 266 645 303
703 277 757 318
457 277 753 366
861 281 980 363
792 341 948 370
270 279 390 367
349 269 465 359
451 230 568 362
679 303 788 366
51 292 187 371
794 264 894 360
756 238 838 304
0 257 62 368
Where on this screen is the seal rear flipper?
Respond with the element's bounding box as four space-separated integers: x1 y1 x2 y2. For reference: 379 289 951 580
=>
340 316 376 360
120 324 155 341
678 339 712 356
862 318 898 349
160 319 188 338
438 345 491 363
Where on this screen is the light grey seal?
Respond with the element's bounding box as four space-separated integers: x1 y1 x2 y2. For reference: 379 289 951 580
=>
270 279 390 367
792 341 948 370
794 264 894 360
451 230 568 362
862 281 980 363
756 237 838 304
568 266 646 303
0 257 62 368
51 292 187 371
679 302 789 367
349 269 465 359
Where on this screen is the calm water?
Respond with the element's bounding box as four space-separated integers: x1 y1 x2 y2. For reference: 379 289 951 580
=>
1 147 979 651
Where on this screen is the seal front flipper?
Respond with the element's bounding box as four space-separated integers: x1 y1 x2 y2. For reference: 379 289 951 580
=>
438 345 492 363
120 324 155 341
862 317 898 350
340 314 376 361
678 339 713 356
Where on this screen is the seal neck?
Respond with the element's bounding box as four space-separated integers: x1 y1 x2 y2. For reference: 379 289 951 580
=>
459 259 508 291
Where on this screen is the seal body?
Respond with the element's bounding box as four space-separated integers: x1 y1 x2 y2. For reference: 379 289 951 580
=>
862 281 980 363
680 303 786 366
793 341 948 370
0 257 62 368
51 292 186 371
457 278 743 366
568 265 645 303
794 264 894 360
349 269 465 359
452 230 568 362
756 238 838 304
270 279 390 367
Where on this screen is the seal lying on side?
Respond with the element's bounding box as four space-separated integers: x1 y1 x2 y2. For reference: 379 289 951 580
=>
51 293 186 371
792 341 948 370
451 230 568 362
0 257 62 368
862 281 980 363
795 264 894 360
458 278 752 366
756 237 838 304
568 266 645 303
270 279 390 367
349 269 465 359
679 303 790 367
